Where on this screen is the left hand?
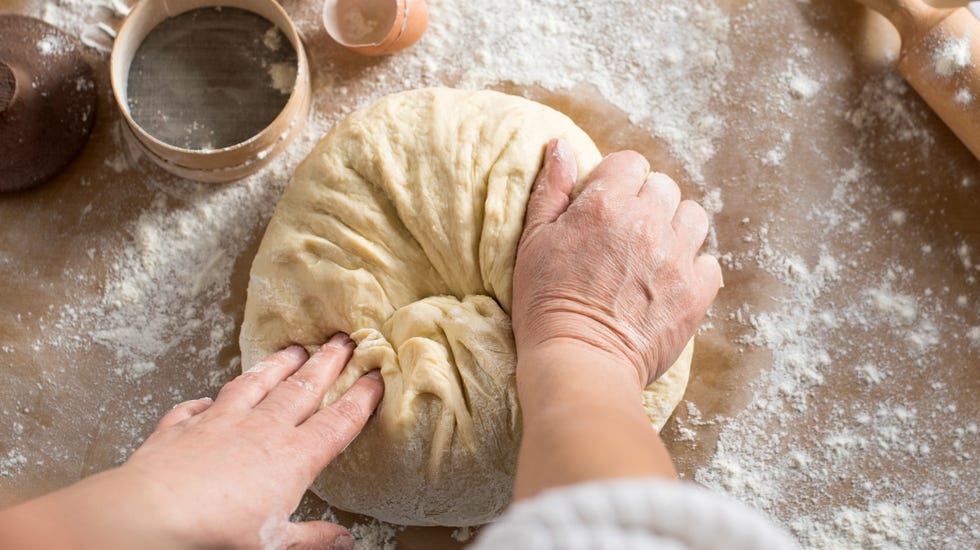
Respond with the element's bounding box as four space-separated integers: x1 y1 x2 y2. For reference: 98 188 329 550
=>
512 139 721 389
1 334 383 550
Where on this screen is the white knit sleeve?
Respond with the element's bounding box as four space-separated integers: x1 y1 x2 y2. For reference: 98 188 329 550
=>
469 479 800 550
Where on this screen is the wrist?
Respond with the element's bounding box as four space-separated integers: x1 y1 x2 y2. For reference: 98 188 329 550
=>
512 339 678 499
517 338 643 390
515 338 649 425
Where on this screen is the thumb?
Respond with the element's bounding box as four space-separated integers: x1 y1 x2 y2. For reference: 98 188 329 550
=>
523 138 577 238
285 521 354 550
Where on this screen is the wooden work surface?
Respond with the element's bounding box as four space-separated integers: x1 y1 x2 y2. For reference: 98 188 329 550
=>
1 1 978 548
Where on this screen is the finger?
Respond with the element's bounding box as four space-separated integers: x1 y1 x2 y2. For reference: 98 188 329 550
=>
639 172 681 217
298 371 384 466
256 333 355 425
211 346 309 411
522 138 577 238
693 254 724 310
154 397 212 431
672 200 710 255
285 521 353 550
583 150 649 197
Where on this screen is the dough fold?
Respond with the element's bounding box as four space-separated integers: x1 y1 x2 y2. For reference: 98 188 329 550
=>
240 88 691 526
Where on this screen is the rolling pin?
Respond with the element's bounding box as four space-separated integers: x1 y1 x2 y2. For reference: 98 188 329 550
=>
857 0 980 160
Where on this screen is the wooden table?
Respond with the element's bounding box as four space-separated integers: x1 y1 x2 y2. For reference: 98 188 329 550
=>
2 1 977 547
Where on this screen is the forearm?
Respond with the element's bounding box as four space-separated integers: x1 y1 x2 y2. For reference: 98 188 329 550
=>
0 468 185 550
0 496 75 550
0 480 111 550
513 341 677 500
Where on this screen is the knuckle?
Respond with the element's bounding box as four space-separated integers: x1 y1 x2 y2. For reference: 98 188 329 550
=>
649 171 678 187
239 370 264 382
216 370 267 398
236 370 268 388
609 149 647 170
329 398 368 431
258 401 292 421
647 243 673 267
583 189 617 220
284 374 318 396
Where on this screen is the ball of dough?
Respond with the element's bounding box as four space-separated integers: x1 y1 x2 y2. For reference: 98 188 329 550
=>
240 88 692 526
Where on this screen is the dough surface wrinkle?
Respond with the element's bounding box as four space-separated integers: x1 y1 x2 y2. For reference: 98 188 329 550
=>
240 88 692 526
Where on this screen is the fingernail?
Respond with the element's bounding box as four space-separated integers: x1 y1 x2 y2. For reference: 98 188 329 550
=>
328 332 353 347
286 345 308 359
631 156 649 178
552 138 569 162
365 369 382 380
544 139 557 157
198 397 213 404
331 534 354 550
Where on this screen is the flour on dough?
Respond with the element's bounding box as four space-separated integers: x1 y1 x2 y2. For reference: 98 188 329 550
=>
240 88 692 526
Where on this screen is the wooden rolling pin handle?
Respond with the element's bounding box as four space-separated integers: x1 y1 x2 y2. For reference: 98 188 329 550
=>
897 7 980 160
0 60 16 115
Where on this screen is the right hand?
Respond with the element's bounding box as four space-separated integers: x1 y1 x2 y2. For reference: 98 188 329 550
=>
512 138 722 388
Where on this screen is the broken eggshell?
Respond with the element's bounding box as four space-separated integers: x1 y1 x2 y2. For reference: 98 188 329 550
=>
323 0 428 56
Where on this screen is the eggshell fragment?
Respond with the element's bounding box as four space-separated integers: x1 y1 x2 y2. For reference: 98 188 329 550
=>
323 0 428 56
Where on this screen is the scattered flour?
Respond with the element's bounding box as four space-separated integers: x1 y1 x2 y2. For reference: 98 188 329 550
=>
762 147 786 167
451 526 475 542
340 8 381 44
848 73 934 148
867 285 917 323
348 519 398 550
689 20 977 539
933 34 971 78
36 34 70 56
791 503 913 549
0 450 28 478
954 87 973 106
967 326 980 349
855 363 885 386
268 62 297 95
294 0 734 185
788 70 820 100
262 25 283 51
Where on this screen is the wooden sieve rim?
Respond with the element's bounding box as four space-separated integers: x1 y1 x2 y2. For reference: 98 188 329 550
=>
109 0 311 182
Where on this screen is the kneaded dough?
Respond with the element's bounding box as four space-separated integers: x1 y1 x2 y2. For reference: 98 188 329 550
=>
240 88 692 526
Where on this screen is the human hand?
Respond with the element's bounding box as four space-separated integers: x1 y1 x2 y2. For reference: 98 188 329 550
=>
512 139 722 388
120 335 383 549
4 335 385 550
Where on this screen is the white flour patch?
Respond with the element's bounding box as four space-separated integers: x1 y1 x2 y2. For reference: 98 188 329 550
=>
791 503 913 549
263 25 283 51
933 34 971 78
954 87 973 105
788 70 820 100
287 0 734 184
268 62 296 95
36 35 70 56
